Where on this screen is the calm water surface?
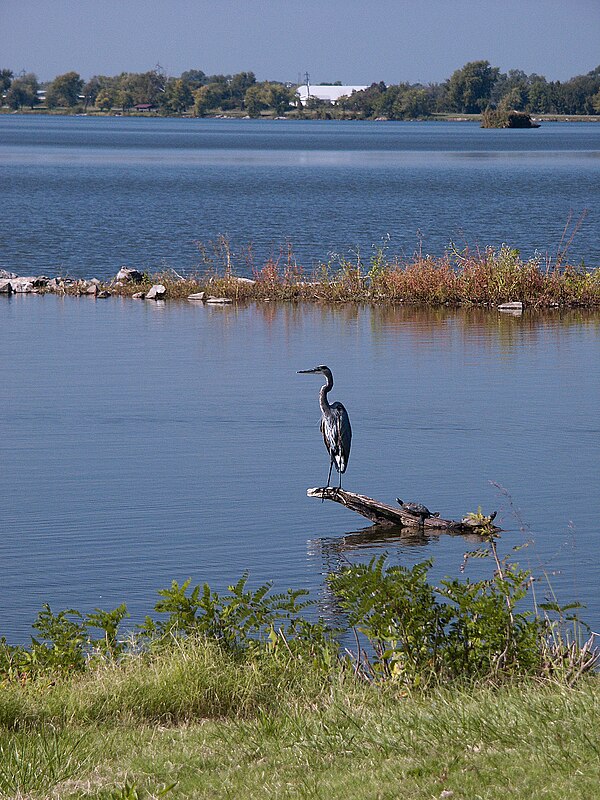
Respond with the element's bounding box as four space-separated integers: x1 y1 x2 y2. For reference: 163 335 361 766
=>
1 115 599 277
1 296 599 642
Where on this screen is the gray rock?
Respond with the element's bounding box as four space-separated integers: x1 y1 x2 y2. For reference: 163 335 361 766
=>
115 267 144 283
14 280 34 293
0 279 12 293
86 283 98 295
0 269 17 279
145 284 166 300
206 296 233 304
11 277 37 291
132 291 145 299
10 275 49 289
233 277 256 285
498 301 523 311
97 290 111 298
188 291 206 301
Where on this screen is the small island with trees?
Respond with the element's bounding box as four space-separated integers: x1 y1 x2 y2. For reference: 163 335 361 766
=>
1 60 600 120
480 109 541 128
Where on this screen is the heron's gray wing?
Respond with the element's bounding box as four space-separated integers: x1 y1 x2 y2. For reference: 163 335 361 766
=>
320 414 335 459
330 402 352 473
319 416 328 454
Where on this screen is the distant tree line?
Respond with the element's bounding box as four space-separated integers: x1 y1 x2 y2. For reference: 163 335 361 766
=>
2 61 600 118
328 62 600 119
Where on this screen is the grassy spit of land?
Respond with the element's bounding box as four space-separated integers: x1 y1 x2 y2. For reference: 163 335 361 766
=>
0 642 599 799
48 243 600 308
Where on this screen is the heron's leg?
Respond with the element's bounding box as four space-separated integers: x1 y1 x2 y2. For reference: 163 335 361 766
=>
321 460 334 503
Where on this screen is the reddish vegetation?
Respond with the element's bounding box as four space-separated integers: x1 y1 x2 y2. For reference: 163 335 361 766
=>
55 238 599 308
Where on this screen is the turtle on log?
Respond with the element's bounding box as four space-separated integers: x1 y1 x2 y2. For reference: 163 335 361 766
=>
396 499 440 525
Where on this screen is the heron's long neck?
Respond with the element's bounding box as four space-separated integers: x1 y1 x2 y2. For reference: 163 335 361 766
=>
319 373 333 413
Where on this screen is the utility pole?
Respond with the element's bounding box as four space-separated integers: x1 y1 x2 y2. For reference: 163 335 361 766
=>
154 63 167 93
304 71 310 96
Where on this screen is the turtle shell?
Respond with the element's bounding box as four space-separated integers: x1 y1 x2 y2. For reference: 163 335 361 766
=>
397 499 435 517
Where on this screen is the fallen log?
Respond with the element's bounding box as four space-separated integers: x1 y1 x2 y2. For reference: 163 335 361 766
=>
307 487 498 534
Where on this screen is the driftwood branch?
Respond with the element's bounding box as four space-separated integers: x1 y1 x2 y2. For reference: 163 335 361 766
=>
307 487 498 534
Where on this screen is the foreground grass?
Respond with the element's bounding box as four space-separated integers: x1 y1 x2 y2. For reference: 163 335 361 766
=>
2 550 597 797
0 641 598 799
51 241 600 308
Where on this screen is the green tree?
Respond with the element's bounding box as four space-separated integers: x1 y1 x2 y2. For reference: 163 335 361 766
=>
45 71 84 108
180 69 207 89
370 83 434 120
498 85 527 111
244 84 266 117
527 78 556 113
162 78 193 113
230 71 256 106
304 94 333 118
336 82 386 118
111 71 165 109
95 89 114 111
116 87 135 112
5 72 39 109
193 83 223 116
491 69 528 108
82 76 102 108
138 69 166 105
305 94 328 111
262 82 294 116
0 68 13 95
446 60 500 113
398 87 434 118
372 83 405 118
555 72 600 114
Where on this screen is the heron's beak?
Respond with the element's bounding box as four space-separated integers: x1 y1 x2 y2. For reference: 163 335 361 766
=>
297 368 319 374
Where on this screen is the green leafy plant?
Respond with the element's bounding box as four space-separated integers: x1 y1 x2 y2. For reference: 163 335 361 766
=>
87 603 130 657
0 602 130 681
329 523 597 687
330 558 452 686
138 574 321 655
30 605 88 673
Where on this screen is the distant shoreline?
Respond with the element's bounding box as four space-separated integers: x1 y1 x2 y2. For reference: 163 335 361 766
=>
1 108 599 123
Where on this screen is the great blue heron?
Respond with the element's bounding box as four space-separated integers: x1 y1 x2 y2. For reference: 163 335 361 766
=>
298 365 352 489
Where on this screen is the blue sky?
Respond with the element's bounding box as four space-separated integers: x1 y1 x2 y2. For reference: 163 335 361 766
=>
3 0 599 84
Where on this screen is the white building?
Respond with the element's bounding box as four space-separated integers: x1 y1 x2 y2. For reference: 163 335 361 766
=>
296 84 368 105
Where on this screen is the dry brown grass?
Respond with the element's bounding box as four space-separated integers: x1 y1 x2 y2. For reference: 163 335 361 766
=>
48 240 600 308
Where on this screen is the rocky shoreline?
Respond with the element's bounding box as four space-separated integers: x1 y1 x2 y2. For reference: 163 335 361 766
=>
1 260 598 309
0 267 235 304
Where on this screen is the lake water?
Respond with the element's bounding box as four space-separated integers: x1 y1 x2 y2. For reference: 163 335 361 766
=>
0 115 599 278
1 116 599 644
1 295 599 643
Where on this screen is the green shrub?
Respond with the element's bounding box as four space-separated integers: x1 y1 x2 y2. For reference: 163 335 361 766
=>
329 525 596 687
0 531 595 692
137 574 327 654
